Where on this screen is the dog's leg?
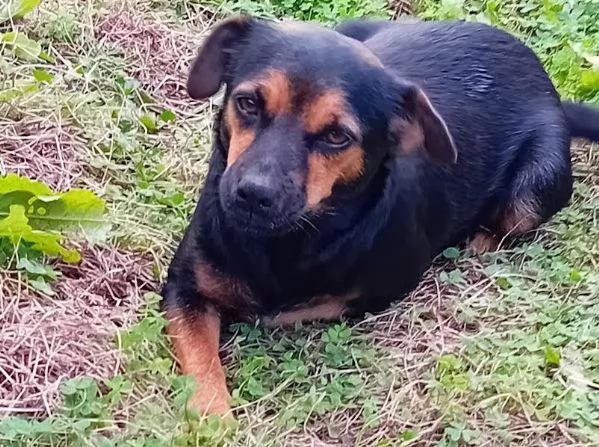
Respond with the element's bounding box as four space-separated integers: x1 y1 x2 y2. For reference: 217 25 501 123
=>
165 305 231 416
469 230 500 254
470 115 573 254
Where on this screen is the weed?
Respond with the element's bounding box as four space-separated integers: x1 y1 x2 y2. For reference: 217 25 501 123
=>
232 0 391 23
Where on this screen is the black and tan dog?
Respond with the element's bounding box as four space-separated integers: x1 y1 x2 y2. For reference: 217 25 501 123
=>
161 16 599 416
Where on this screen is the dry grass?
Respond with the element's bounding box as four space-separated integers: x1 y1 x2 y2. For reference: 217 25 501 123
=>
94 6 205 109
0 246 154 417
0 118 83 192
388 0 414 18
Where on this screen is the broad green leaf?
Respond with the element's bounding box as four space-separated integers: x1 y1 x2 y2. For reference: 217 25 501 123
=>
0 203 32 239
0 205 80 263
0 0 41 22
1 32 42 61
157 191 185 207
0 174 110 243
12 0 41 18
0 173 52 196
28 189 110 242
0 174 108 263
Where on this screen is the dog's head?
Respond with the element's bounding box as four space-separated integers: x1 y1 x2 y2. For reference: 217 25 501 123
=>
188 16 456 236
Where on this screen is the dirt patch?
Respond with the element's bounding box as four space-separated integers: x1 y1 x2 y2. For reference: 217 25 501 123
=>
0 246 154 416
94 8 204 110
0 118 84 192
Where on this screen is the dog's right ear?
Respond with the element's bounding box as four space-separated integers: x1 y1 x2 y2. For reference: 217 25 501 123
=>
187 16 253 100
391 81 457 165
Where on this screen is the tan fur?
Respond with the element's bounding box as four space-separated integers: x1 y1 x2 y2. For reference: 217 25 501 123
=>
166 307 231 416
498 199 541 235
394 118 425 154
469 231 499 254
262 293 356 327
305 147 365 208
225 101 255 167
195 259 254 311
261 69 293 116
302 89 360 135
470 199 542 254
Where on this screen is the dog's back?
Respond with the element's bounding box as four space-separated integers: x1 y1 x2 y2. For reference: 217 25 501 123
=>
337 20 570 247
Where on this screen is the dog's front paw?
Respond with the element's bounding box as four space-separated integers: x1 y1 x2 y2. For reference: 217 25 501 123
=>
469 231 499 255
188 385 233 418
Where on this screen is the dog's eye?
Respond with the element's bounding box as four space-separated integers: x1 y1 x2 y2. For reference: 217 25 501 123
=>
323 128 351 148
236 96 259 116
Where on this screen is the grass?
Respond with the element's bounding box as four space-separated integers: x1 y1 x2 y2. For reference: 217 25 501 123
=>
0 0 598 445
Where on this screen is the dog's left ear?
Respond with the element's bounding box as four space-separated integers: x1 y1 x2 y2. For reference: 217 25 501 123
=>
187 16 253 100
392 84 457 164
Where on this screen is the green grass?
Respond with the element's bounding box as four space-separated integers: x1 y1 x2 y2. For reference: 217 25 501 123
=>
1 0 598 445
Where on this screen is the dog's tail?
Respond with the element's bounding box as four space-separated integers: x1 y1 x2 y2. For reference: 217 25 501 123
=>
562 100 599 142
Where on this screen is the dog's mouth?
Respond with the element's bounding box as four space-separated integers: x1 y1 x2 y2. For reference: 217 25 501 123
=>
221 205 304 238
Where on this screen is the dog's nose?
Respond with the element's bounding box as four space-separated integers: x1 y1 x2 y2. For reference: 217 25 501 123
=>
235 175 276 211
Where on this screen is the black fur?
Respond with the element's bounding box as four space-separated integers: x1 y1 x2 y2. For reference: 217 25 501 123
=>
334 18 398 41
163 18 599 323
562 101 599 141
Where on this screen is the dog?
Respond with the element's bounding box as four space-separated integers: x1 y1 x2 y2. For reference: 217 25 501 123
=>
161 16 599 416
